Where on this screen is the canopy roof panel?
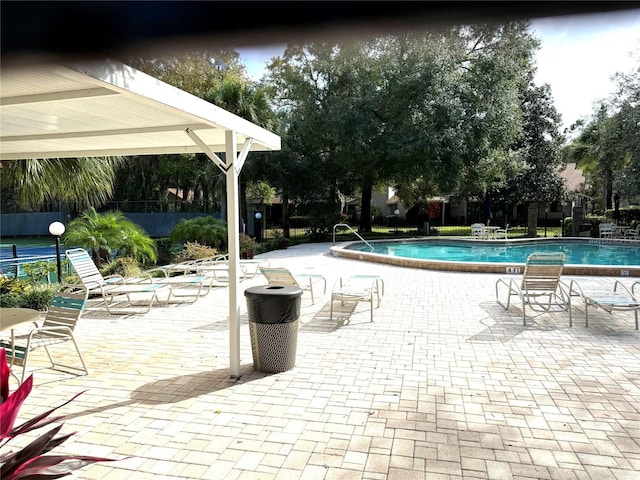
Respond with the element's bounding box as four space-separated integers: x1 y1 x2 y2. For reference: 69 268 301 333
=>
0 60 281 160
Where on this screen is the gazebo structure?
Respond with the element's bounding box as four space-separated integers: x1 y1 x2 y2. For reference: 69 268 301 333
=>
0 60 282 378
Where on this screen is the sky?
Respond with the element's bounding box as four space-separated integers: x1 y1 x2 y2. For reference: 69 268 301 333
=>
238 9 640 132
530 10 640 130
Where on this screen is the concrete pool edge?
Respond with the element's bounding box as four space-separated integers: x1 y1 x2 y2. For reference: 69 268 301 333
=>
329 237 640 277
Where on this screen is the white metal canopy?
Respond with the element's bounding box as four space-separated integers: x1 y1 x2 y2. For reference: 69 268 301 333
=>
0 59 282 378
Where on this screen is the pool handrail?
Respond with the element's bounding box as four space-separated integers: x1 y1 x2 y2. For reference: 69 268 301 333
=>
333 224 374 251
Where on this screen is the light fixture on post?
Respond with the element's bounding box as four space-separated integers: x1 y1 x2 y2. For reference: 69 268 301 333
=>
255 212 263 242
48 221 65 282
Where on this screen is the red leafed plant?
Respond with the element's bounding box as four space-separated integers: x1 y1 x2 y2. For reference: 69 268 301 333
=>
0 348 122 479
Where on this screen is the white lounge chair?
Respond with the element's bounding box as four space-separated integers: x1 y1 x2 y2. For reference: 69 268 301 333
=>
330 275 384 322
0 284 90 383
495 252 569 325
66 248 170 314
562 279 639 329
259 267 326 304
143 267 216 303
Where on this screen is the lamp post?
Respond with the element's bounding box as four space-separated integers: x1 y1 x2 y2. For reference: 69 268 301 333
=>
48 221 65 282
394 209 400 234
254 212 263 242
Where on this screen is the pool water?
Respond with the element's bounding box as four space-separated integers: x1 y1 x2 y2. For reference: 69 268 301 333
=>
346 239 640 267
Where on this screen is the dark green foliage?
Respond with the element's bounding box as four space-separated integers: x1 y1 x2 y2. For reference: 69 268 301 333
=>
18 285 55 311
0 293 21 308
21 260 56 284
156 237 180 266
169 216 228 249
0 278 55 310
64 207 157 267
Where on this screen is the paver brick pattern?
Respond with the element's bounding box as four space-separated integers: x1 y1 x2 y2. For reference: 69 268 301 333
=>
9 242 640 479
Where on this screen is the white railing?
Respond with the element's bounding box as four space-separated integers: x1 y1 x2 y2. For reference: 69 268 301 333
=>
332 224 374 251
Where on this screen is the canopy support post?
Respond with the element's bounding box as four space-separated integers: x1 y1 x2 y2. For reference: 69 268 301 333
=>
225 130 242 378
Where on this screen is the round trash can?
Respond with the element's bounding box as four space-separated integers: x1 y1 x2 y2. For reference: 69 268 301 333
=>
244 285 303 373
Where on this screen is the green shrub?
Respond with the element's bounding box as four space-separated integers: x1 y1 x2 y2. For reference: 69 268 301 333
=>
156 237 179 266
174 242 219 262
21 260 56 283
169 216 227 249
0 292 21 308
19 284 55 311
0 275 28 295
100 256 143 277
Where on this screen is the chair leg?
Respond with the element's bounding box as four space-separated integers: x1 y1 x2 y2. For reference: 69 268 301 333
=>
330 298 334 320
69 336 89 375
43 337 89 377
19 351 30 384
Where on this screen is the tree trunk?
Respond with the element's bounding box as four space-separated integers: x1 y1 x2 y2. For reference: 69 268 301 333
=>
527 202 538 237
359 179 373 233
604 168 613 210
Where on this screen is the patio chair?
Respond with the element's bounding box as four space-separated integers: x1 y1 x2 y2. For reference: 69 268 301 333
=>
599 223 614 238
562 279 639 329
494 223 509 240
495 252 569 325
624 224 640 240
259 267 326 304
330 275 384 322
65 248 170 314
470 223 487 239
0 284 89 383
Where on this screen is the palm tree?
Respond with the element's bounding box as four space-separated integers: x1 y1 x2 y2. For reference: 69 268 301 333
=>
63 207 157 267
202 79 279 224
169 216 228 250
0 157 124 211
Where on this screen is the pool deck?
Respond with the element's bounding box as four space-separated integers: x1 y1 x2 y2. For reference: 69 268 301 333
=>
7 242 640 479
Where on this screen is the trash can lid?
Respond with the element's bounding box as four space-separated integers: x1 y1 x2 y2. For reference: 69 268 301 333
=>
244 285 304 299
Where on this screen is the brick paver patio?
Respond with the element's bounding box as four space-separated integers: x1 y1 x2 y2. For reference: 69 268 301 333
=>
9 242 640 479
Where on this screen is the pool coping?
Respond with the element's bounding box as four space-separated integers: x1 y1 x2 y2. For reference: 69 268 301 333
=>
330 236 640 277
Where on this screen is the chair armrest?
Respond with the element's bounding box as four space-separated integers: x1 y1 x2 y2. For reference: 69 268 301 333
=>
103 275 126 285
613 280 635 298
144 267 170 279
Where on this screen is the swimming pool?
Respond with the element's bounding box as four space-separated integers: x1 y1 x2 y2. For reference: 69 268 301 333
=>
330 238 640 276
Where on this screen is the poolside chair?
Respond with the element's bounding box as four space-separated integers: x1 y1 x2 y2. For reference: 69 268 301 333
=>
624 224 640 240
0 284 89 383
330 275 384 322
470 223 487 239
562 279 639 329
259 267 326 304
65 248 170 314
599 223 614 238
494 223 509 240
143 266 216 303
495 252 569 325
